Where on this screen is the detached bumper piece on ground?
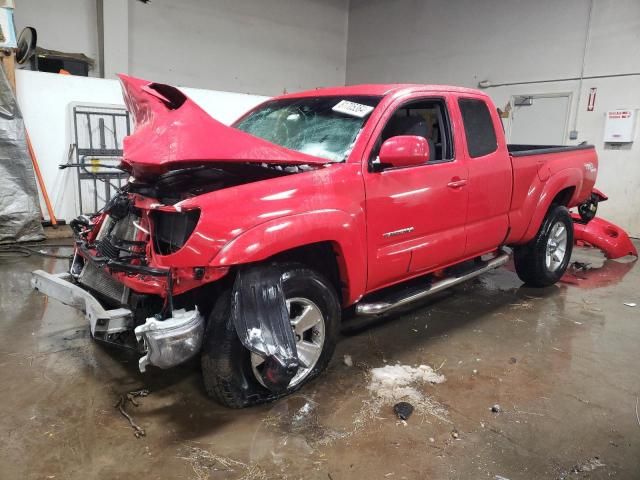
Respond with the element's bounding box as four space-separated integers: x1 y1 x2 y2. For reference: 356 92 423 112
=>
572 215 638 259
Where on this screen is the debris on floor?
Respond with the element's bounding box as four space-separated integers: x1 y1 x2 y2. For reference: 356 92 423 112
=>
510 301 534 310
509 357 517 364
393 401 414 420
177 444 267 480
623 302 637 307
368 364 445 404
126 388 149 406
451 429 459 439
354 363 448 430
570 456 605 474
343 354 353 367
570 261 591 272
556 456 607 479
114 388 149 438
491 404 502 413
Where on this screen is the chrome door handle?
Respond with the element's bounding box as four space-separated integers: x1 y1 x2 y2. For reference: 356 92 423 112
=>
447 178 467 188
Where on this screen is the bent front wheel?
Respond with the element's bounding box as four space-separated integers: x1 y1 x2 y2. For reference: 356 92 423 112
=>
201 263 340 408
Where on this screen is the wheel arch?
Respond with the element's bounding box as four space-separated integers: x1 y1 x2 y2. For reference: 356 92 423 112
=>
210 211 367 306
520 170 581 243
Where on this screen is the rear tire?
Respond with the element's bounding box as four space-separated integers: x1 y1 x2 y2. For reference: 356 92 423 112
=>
514 205 573 287
201 263 340 408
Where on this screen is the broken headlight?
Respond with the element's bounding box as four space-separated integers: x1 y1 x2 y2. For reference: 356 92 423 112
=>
151 209 200 255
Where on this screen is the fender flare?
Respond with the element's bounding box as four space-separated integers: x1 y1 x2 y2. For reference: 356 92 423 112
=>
521 168 583 242
210 209 367 305
591 188 608 202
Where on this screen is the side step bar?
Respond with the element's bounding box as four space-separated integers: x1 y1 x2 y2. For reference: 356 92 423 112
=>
356 251 510 316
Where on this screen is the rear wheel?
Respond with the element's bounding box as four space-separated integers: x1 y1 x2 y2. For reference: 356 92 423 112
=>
514 205 573 287
201 263 340 408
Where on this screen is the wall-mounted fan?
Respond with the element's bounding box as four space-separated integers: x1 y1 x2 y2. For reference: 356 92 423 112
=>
16 27 37 65
14 26 91 76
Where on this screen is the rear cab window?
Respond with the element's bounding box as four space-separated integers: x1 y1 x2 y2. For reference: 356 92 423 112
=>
458 98 498 158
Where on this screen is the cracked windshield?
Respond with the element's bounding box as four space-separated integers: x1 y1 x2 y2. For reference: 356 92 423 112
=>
234 96 381 162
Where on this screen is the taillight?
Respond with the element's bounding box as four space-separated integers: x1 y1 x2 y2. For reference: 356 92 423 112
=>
151 209 200 255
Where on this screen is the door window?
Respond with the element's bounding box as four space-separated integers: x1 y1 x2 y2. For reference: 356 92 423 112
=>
458 98 498 158
371 99 454 168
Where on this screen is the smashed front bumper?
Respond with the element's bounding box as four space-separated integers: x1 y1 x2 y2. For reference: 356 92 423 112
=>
31 270 133 337
31 270 204 371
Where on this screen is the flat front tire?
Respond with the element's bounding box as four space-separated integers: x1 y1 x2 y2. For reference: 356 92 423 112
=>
514 205 574 287
201 263 340 408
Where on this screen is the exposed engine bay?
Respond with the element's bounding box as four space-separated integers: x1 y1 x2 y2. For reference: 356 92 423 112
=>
126 162 300 205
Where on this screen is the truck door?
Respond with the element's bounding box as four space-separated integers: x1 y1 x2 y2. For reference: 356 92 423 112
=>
456 96 512 256
363 96 469 293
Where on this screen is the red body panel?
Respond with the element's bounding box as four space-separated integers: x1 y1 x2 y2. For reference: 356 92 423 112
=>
572 215 638 259
79 77 600 306
506 147 598 244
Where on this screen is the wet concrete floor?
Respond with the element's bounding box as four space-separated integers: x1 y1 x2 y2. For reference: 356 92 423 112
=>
0 243 639 479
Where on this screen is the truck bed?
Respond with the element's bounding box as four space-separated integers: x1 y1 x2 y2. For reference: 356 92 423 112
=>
508 143 594 157
506 142 597 245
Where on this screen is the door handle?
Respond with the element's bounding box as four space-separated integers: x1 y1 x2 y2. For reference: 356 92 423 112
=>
447 178 467 189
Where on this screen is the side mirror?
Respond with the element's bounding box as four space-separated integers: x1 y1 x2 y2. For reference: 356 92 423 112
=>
379 135 430 168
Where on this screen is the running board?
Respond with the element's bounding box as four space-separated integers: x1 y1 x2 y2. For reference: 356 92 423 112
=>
356 252 510 316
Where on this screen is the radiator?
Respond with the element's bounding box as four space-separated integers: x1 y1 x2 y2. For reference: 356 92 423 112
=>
78 261 129 305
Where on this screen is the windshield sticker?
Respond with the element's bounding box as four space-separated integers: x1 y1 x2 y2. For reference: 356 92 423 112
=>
332 100 374 118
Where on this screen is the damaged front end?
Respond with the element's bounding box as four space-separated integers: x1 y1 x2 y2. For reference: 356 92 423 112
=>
32 197 303 390
31 75 328 385
32 190 215 372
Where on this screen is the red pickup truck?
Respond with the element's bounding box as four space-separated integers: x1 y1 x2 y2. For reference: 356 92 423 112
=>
32 76 598 407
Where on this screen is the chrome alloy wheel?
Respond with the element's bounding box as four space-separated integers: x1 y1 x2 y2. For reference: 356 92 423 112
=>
546 221 568 272
250 297 326 389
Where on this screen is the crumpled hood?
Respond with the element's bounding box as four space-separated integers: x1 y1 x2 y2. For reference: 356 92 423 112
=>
119 75 327 177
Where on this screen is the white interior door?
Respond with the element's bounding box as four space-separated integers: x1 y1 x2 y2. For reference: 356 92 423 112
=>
509 94 570 145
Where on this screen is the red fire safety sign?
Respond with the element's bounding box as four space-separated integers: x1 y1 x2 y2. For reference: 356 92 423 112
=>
587 87 597 111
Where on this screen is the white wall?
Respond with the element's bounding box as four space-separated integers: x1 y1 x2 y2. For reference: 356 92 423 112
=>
16 70 267 222
128 0 348 95
14 0 349 96
347 0 640 236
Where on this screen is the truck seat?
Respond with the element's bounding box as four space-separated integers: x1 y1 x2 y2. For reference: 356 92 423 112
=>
384 115 435 161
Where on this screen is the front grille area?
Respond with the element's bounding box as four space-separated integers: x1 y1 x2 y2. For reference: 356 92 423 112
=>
96 235 120 259
95 213 146 261
78 261 129 305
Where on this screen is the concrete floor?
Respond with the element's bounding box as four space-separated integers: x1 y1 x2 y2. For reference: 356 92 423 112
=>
1 243 639 479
